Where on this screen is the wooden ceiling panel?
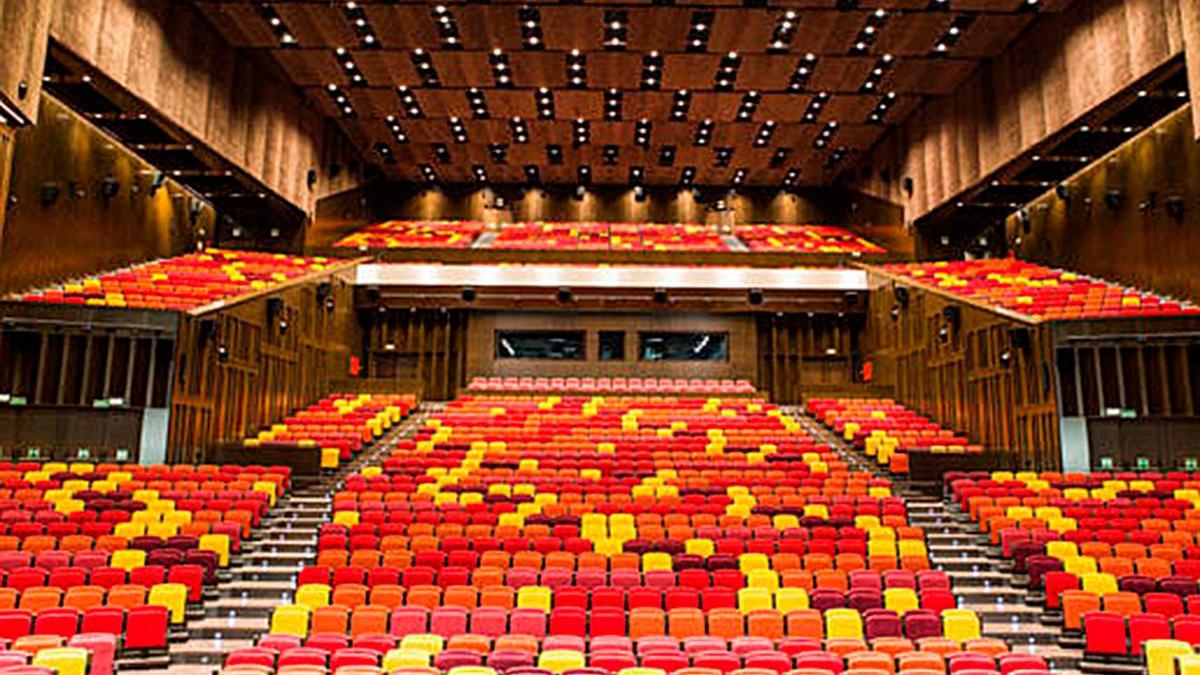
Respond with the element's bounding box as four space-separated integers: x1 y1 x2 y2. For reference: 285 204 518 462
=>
953 13 1035 58
194 0 1078 186
660 55 724 90
272 51 344 87
791 12 866 55
887 59 978 94
352 52 421 89
506 53 570 89
873 13 952 55
427 52 494 88
194 3 278 48
736 56 805 92
275 5 357 48
707 9 776 53
627 8 693 52
809 57 875 92
585 53 646 89
758 94 816 123
541 7 605 51
366 7 440 50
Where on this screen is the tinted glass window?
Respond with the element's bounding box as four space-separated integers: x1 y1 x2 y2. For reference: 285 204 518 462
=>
599 331 626 361
639 332 729 361
495 331 585 360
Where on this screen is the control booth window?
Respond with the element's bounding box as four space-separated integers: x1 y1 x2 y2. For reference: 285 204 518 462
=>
639 332 729 362
599 331 626 361
495 331 585 360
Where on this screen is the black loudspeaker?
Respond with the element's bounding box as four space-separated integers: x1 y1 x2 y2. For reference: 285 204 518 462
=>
653 288 668 304
748 289 764 306
893 285 909 308
197 319 217 346
365 285 381 302
942 305 961 331
557 287 573 304
461 287 477 302
1010 327 1033 355
843 292 859 309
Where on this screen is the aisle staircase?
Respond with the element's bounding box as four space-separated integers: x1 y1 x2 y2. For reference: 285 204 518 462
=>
134 407 433 675
790 410 1086 675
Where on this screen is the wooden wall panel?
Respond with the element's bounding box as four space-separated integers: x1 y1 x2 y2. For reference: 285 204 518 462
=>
49 0 365 211
0 95 208 295
0 126 12 246
0 0 53 123
755 314 860 405
1007 104 1200 303
363 309 467 401
1183 0 1200 139
852 0 1190 223
862 272 1060 469
464 312 756 387
168 268 360 463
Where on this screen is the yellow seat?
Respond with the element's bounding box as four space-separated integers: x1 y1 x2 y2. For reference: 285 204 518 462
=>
1176 653 1200 675
131 511 160 526
746 570 779 591
1062 556 1098 576
333 511 360 527
685 539 714 557
516 586 551 612
110 549 146 572
147 522 178 538
825 608 863 639
1045 541 1079 560
383 649 430 671
399 634 444 655
897 540 927 559
737 587 773 613
33 648 89 675
163 511 192 526
199 533 231 566
775 587 809 613
941 609 982 642
113 522 146 539
1145 640 1194 675
642 552 672 572
295 584 331 610
1081 573 1119 596
537 650 585 674
884 588 920 615
269 605 310 638
321 448 340 470
738 553 770 573
148 583 189 624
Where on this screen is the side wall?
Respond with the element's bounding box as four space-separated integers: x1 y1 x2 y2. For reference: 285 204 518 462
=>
851 0 1192 224
862 273 1060 469
0 95 209 294
49 0 364 210
1008 105 1200 303
169 269 361 463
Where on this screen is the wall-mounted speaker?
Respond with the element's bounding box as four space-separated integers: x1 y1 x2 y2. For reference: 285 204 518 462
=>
893 285 909 308
942 305 961 331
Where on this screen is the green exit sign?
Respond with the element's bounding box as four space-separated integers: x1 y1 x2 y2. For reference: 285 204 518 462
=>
1186 457 1198 470
1100 456 1115 470
1137 456 1151 470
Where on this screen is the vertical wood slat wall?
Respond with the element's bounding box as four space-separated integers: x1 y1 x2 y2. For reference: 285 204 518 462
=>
364 309 467 401
755 314 859 405
168 270 360 463
862 273 1060 469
